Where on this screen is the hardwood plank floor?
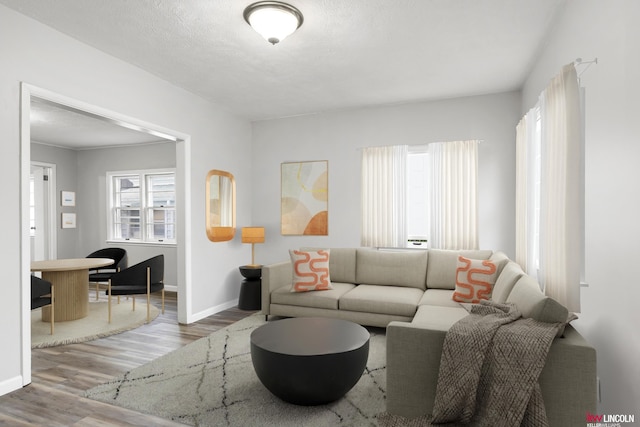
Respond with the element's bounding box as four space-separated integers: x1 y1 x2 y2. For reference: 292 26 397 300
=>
0 292 255 426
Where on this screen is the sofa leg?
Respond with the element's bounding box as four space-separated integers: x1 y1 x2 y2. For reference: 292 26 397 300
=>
265 315 269 321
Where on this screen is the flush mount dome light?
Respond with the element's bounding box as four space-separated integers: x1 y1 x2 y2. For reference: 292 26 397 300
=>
243 1 303 45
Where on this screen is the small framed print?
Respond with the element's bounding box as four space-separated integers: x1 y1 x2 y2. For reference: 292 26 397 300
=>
61 213 76 229
61 191 76 206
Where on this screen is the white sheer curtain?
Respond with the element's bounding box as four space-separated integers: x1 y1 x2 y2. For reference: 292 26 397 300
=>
539 64 581 312
515 108 540 276
515 63 581 312
429 140 479 250
360 145 407 247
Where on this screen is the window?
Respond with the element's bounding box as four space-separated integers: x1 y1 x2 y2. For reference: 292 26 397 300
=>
406 149 429 247
107 169 176 244
361 141 478 249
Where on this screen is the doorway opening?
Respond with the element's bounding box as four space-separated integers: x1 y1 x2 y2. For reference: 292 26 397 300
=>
20 84 192 386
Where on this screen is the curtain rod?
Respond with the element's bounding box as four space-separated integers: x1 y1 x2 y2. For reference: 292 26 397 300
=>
574 57 598 78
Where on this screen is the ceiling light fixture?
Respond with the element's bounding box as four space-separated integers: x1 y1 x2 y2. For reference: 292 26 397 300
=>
243 1 303 45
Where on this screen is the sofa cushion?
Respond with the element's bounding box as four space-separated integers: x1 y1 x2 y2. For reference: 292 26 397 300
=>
272 282 356 310
506 275 569 323
419 289 461 308
492 261 525 303
411 304 469 331
489 251 510 277
289 249 332 292
340 284 423 317
356 249 428 290
302 247 356 283
426 249 493 290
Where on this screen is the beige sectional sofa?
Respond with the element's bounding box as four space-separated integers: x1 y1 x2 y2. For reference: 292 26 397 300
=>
261 248 596 426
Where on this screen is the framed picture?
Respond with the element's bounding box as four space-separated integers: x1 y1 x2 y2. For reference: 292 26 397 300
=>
61 213 76 229
281 160 328 235
61 191 76 206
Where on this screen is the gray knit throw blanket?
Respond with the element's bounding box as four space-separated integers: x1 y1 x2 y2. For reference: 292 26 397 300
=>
429 301 562 427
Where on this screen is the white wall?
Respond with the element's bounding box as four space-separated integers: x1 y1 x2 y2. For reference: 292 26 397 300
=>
76 143 178 287
0 4 251 395
522 0 640 415
251 91 521 265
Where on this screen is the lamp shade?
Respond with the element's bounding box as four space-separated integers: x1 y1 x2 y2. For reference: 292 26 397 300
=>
242 227 265 244
243 1 303 45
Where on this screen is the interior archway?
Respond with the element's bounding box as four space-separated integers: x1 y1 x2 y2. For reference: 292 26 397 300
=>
20 83 192 385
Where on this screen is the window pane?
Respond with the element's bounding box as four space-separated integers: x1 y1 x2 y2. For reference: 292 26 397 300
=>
147 174 175 207
147 208 176 241
116 209 140 221
407 152 429 246
117 224 140 240
114 208 141 240
120 189 141 208
151 224 175 240
114 176 140 208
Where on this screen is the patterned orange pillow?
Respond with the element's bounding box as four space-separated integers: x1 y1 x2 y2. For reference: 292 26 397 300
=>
452 256 498 303
290 249 332 292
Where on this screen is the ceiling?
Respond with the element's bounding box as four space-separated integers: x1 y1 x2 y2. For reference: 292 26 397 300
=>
2 0 565 147
30 98 170 148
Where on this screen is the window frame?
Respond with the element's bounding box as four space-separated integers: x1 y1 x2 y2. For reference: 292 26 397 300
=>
106 168 176 246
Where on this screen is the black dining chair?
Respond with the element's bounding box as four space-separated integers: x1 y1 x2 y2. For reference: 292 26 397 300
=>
31 275 54 335
106 255 164 323
87 248 128 300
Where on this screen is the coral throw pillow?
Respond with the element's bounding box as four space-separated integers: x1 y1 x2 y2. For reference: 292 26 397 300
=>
290 249 332 292
452 256 498 303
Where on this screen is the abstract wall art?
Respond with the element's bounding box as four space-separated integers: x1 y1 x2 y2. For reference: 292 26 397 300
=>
281 160 328 235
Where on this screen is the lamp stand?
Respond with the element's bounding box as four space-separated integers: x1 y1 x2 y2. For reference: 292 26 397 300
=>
251 243 256 266
247 243 261 268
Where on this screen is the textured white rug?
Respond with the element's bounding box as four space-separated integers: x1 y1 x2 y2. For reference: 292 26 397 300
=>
32 300 159 348
85 315 387 426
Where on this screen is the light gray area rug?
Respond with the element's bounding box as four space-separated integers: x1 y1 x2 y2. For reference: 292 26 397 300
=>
32 300 159 349
85 314 390 427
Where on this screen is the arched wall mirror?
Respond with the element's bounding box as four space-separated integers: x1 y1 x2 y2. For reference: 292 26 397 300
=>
205 169 236 242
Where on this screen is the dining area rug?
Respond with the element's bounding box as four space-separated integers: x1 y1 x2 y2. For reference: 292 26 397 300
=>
31 300 159 348
84 314 390 426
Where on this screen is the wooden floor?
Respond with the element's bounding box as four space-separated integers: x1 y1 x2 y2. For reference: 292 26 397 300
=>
0 292 254 426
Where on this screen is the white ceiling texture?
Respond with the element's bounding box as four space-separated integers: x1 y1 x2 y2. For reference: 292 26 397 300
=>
1 0 565 148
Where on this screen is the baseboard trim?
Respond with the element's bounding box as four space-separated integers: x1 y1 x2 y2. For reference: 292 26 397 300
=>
0 375 24 397
187 299 237 324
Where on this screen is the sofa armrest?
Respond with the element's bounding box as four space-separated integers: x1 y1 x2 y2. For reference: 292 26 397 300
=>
386 321 446 418
261 260 292 316
386 321 598 424
540 325 597 426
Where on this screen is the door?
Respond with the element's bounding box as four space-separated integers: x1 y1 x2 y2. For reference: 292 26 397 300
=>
30 163 55 261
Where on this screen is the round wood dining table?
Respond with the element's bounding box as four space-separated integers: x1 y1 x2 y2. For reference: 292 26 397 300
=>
31 258 114 322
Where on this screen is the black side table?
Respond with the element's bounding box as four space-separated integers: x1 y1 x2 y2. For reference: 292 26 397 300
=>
238 265 262 310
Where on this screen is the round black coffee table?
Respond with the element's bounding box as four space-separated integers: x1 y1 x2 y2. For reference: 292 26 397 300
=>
250 317 370 405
